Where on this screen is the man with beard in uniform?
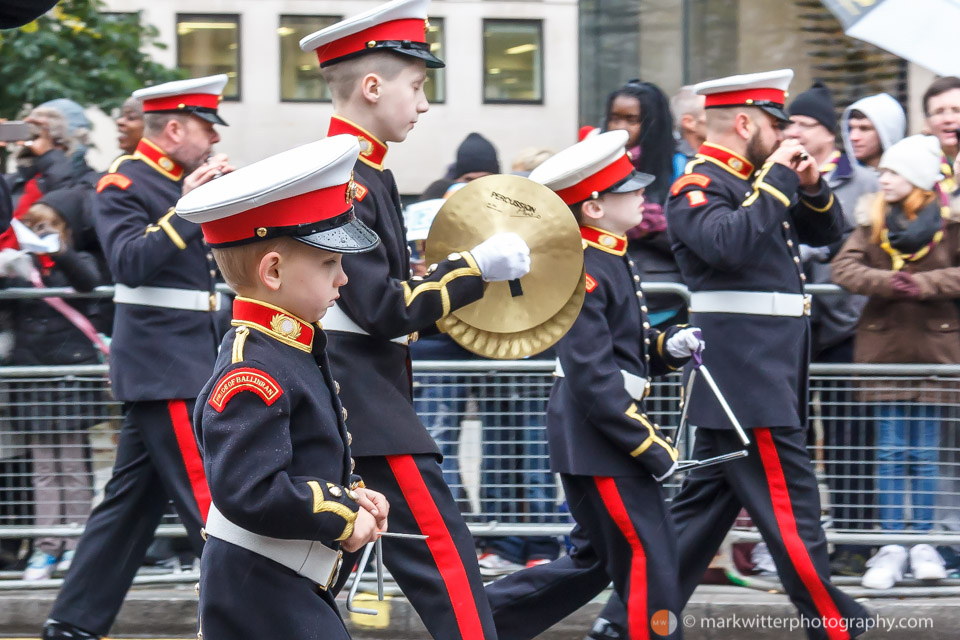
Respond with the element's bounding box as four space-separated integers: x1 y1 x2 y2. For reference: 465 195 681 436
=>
662 69 872 640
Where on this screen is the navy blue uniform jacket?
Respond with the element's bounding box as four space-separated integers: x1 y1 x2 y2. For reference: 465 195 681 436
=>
324 116 485 457
548 226 686 477
194 297 360 543
666 142 844 430
94 139 220 402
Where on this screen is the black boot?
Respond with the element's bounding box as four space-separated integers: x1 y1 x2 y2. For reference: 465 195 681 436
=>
42 619 100 639
586 617 625 640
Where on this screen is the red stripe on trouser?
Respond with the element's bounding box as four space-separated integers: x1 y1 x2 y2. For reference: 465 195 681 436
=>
754 428 849 640
168 399 211 521
386 455 485 640
594 477 648 640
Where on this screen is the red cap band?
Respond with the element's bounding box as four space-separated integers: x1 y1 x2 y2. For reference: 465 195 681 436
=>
142 93 220 112
555 154 635 205
201 184 352 245
315 18 426 65
704 88 785 109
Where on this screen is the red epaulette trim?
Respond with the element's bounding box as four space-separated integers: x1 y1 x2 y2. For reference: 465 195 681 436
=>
585 274 598 293
670 173 711 196
97 174 132 193
209 367 283 412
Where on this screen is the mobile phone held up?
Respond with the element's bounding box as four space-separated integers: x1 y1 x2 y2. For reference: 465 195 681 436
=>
0 121 31 143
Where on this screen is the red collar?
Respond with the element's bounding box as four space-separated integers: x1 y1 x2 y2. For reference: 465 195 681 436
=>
581 225 628 255
328 115 388 170
696 142 754 180
135 138 184 181
231 297 315 353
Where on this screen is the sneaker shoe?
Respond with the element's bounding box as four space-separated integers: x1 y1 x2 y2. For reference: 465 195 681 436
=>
23 550 58 581
861 544 908 589
751 542 778 577
586 617 625 640
55 549 75 574
830 549 869 577
477 552 523 576
42 619 100 639
910 544 947 581
525 557 552 569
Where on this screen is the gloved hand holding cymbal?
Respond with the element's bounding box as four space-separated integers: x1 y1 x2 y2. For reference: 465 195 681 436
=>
470 232 531 282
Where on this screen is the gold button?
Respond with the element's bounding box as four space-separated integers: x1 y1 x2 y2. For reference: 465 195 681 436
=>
195 582 200 596
347 432 353 446
666 436 673 444
351 458 355 473
209 269 217 277
329 485 343 498
633 275 640 282
641 306 648 312
629 261 635 267
209 294 217 311
793 256 800 263
366 40 377 48
786 240 794 247
783 221 790 230
643 322 650 329
636 292 643 298
408 331 419 343
346 490 359 501
645 382 652 389
411 275 424 281
800 274 807 282
256 227 267 237
447 252 461 261
201 528 208 541
334 381 340 394
427 263 439 273
342 407 348 421
645 338 651 345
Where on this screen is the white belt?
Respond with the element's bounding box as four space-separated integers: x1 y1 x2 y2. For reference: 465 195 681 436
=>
204 502 343 590
114 284 221 312
690 291 811 317
554 360 650 401
322 303 410 345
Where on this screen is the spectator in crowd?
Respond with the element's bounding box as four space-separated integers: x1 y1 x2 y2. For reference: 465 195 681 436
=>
604 80 685 329
670 85 706 178
0 186 110 580
38 99 95 183
841 93 906 171
114 97 144 157
4 106 76 226
922 76 960 193
832 134 960 590
421 132 500 200
511 148 554 176
786 81 879 575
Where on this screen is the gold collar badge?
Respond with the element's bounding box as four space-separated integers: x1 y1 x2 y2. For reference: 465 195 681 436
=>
346 171 358 204
270 313 302 340
600 235 617 248
728 157 743 171
159 157 175 171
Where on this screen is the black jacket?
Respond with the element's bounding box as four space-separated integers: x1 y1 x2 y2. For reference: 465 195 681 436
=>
323 116 485 457
666 142 844 430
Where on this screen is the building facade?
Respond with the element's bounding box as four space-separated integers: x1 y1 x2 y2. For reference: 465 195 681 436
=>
98 0 579 195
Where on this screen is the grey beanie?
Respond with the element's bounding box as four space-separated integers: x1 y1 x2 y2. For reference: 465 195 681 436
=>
878 135 943 191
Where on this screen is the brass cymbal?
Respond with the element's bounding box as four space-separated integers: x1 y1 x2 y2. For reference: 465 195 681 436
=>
438 269 586 360
425 174 583 334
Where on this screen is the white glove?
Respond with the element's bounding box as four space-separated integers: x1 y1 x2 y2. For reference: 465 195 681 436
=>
798 244 829 264
0 248 33 280
653 459 678 483
665 327 705 360
470 232 531 282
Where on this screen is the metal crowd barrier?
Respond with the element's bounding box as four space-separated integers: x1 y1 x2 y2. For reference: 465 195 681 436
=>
1 283 960 595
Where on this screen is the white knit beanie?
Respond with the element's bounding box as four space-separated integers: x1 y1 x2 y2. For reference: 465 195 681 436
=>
878 134 943 191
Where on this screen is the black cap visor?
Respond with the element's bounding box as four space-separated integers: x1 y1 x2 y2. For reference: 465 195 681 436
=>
294 213 380 254
607 170 655 195
706 102 789 123
320 41 444 69
148 106 228 126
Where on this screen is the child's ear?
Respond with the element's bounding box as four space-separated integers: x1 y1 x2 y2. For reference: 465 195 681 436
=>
581 199 604 221
258 251 283 292
360 73 382 103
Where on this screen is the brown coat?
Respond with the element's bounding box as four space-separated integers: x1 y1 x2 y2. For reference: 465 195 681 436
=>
831 194 960 402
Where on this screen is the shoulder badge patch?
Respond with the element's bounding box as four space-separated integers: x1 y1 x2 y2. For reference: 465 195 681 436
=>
670 173 711 196
354 183 369 202
96 174 132 193
686 190 708 207
585 273 598 293
209 367 283 412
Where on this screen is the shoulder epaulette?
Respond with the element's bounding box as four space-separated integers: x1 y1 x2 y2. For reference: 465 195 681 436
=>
96 173 132 193
208 366 283 413
107 154 136 174
670 173 711 196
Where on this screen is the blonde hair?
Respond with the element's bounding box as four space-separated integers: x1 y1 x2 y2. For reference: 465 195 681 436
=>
869 187 937 244
320 52 412 103
511 148 554 173
211 239 286 293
